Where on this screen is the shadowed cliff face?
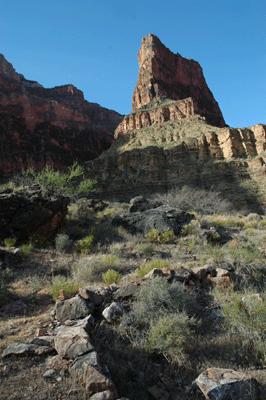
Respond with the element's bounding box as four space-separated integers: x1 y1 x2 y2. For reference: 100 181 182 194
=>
115 34 225 138
0 54 123 176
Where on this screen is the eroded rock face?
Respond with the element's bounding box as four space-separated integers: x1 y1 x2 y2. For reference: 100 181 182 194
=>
0 54 123 176
115 34 225 137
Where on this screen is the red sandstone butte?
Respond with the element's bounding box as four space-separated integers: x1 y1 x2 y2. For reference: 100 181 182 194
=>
0 54 123 176
115 34 225 137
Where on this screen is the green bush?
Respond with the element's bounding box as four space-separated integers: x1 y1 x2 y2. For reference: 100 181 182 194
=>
136 243 155 257
216 288 266 363
145 312 194 361
159 230 175 244
145 229 159 243
136 258 170 278
4 237 16 248
118 277 198 361
50 275 80 301
55 233 72 252
102 269 120 285
20 243 33 258
99 254 120 268
76 229 95 254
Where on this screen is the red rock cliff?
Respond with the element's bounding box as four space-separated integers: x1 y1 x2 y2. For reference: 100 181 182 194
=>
115 34 225 138
0 55 123 176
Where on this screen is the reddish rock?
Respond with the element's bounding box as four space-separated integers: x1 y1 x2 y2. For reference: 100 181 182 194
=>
115 34 225 138
0 54 123 176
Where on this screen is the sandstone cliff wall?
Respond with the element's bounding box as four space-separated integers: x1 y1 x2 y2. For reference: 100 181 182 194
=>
0 55 123 175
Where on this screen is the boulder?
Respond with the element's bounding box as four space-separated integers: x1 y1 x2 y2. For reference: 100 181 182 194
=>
83 364 116 395
102 302 127 323
69 351 101 377
195 368 260 400
90 391 115 400
55 295 94 322
113 282 140 301
54 325 94 359
0 192 70 241
112 205 194 236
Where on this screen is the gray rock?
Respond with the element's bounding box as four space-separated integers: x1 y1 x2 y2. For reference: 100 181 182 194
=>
112 205 194 236
55 295 94 322
144 268 164 279
113 282 140 301
54 325 94 359
30 336 55 347
196 368 260 400
69 351 101 377
43 368 56 378
83 364 116 394
2 343 54 357
90 390 115 400
102 302 127 323
79 287 103 306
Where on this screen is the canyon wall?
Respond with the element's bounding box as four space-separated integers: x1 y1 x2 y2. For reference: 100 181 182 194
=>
0 55 123 176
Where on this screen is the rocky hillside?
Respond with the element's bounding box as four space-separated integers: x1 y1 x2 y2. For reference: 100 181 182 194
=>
0 54 123 176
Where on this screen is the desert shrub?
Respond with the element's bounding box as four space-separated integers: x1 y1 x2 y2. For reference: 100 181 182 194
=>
72 255 119 283
259 220 266 229
146 229 159 243
153 186 233 215
55 233 72 252
98 254 120 268
20 162 97 197
118 277 198 361
206 244 225 264
145 312 195 361
136 243 155 257
20 243 33 257
209 217 245 229
4 237 16 248
136 258 170 278
245 213 262 222
159 230 175 244
29 233 49 248
76 228 95 254
244 228 256 236
245 221 258 229
102 269 120 285
216 288 266 364
50 275 80 301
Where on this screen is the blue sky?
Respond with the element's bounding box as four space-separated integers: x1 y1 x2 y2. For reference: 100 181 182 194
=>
1 0 265 128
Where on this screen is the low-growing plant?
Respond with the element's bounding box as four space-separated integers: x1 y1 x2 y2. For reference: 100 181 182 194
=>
216 288 266 364
145 312 195 362
159 230 175 244
244 228 256 236
55 233 72 252
4 237 16 248
50 275 80 301
98 254 120 268
20 243 33 257
76 228 95 254
136 258 170 278
29 233 48 248
146 229 159 243
136 243 155 257
0 267 14 299
102 269 120 285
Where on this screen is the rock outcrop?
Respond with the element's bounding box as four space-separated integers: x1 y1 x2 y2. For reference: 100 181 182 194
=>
0 54 123 176
0 191 70 241
115 34 225 138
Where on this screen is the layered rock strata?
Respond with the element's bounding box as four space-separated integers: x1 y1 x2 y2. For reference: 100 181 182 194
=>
0 54 123 175
115 34 225 137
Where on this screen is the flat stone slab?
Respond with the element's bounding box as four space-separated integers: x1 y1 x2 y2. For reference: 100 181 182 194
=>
83 364 116 394
2 343 54 357
196 368 260 400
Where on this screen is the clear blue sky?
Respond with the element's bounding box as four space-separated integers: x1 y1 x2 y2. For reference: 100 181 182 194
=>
1 0 265 128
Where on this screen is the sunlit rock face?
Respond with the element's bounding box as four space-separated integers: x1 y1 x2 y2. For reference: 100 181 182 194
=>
115 34 225 138
0 54 123 176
